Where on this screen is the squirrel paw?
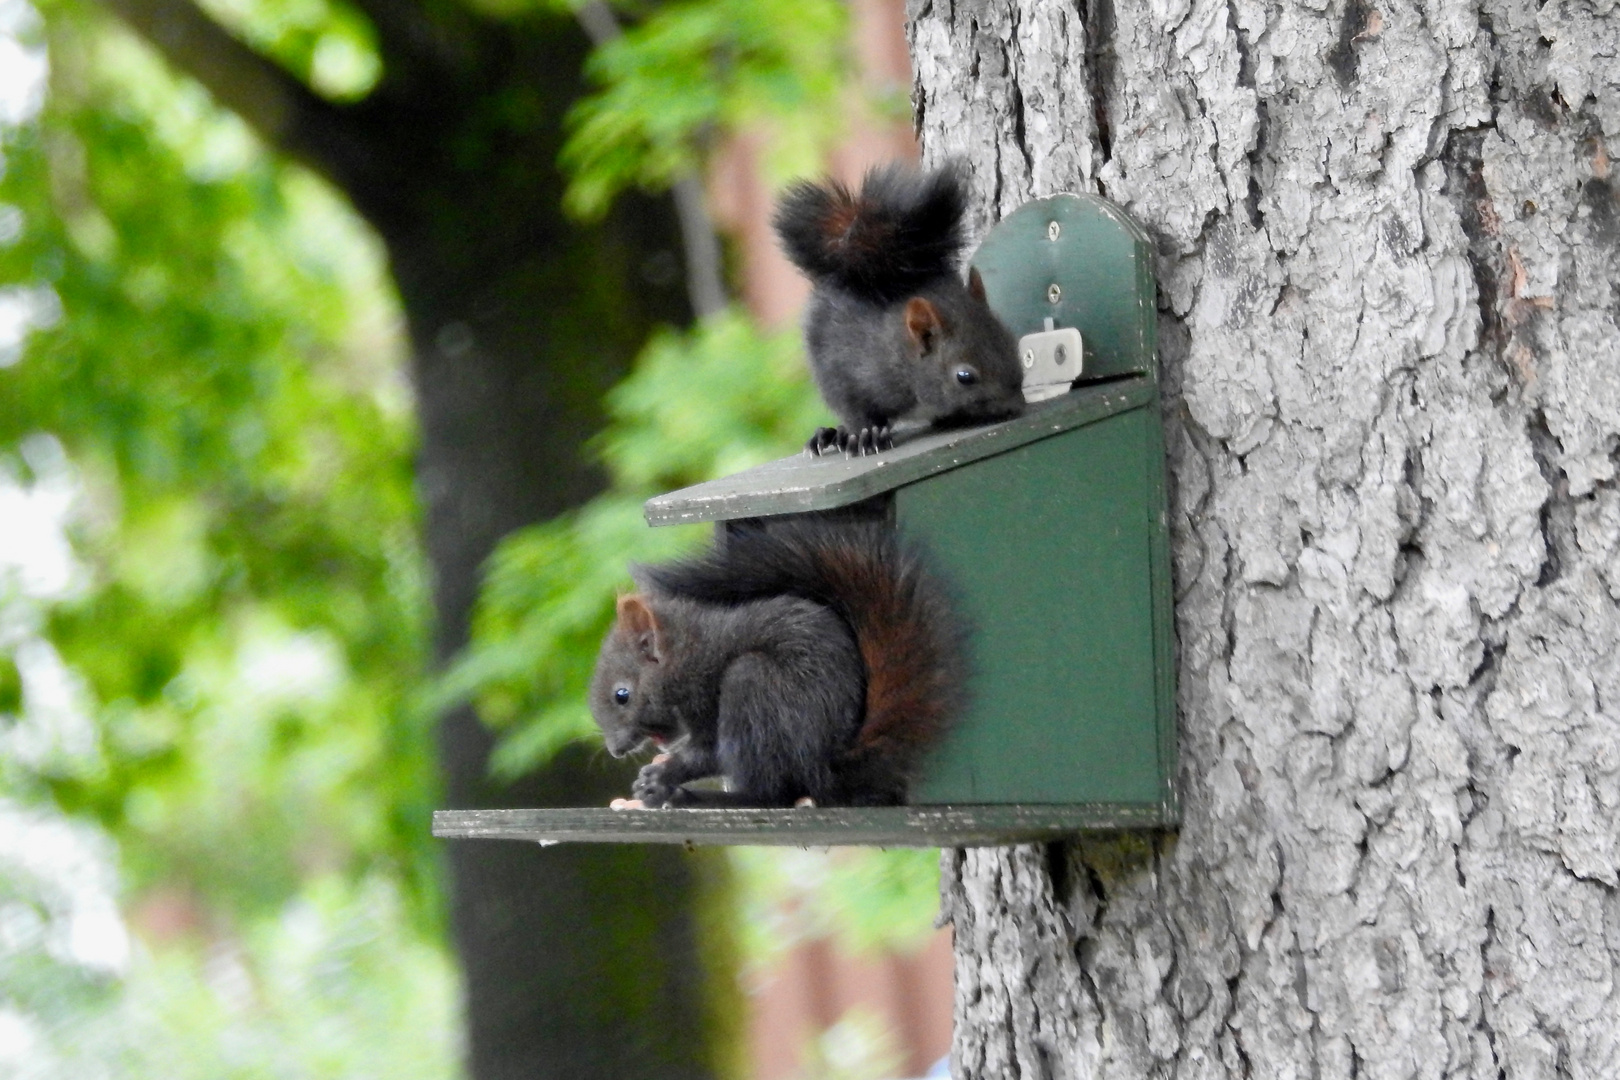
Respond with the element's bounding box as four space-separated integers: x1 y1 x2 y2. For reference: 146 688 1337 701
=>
631 760 679 808
804 427 844 457
844 425 893 457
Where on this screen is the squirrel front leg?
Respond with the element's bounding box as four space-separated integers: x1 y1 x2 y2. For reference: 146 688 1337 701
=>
631 744 720 808
804 424 894 458
847 424 893 456
805 426 843 456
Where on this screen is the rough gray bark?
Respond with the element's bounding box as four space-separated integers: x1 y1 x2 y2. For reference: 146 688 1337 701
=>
911 2 1620 1077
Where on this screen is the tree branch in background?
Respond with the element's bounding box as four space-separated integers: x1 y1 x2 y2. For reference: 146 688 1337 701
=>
571 0 619 50
96 0 380 194
576 0 727 319
669 170 728 319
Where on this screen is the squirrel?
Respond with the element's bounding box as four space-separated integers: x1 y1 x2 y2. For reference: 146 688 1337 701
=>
588 515 966 808
773 161 1027 456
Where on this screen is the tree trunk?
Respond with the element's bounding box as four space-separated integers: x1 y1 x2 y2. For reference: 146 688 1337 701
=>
373 34 727 1080
910 2 1620 1077
397 176 724 1080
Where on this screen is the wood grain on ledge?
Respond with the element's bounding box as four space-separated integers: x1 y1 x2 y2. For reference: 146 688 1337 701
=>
432 804 1174 847
642 376 1155 526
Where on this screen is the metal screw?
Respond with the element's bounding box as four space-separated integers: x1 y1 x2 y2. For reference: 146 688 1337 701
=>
1048 221 1061 241
1023 348 1036 370
1047 283 1062 304
1054 344 1067 366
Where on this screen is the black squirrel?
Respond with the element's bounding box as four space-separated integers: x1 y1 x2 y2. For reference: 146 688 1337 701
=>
588 516 966 808
773 162 1026 456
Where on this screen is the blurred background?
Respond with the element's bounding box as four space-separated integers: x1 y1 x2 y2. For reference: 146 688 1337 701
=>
0 0 955 1076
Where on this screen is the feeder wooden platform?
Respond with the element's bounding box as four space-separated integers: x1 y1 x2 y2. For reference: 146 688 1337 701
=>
432 802 1167 848
433 193 1179 847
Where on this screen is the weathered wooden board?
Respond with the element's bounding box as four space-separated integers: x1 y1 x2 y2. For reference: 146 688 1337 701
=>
431 804 1170 847
900 404 1177 813
642 377 1154 526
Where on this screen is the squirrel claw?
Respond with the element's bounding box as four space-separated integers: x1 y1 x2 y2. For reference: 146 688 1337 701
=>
805 427 843 457
632 759 678 808
845 425 893 457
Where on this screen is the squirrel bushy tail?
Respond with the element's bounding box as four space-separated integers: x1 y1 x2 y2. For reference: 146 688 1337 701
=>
640 517 966 800
772 162 968 305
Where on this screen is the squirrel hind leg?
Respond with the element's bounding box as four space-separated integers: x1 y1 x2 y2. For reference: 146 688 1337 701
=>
831 749 911 806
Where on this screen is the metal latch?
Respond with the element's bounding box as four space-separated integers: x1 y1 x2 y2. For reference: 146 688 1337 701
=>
1018 317 1083 403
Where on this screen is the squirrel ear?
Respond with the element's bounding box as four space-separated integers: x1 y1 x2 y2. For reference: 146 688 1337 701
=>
616 594 662 663
967 266 988 303
904 297 942 355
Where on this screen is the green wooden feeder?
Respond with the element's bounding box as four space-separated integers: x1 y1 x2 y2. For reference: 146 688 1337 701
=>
434 193 1177 848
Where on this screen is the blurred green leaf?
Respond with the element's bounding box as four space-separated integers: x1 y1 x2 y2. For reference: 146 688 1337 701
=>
730 846 940 973
0 654 21 715
0 0 454 1067
194 0 382 100
561 0 850 218
816 847 941 954
1 0 432 924
597 309 827 489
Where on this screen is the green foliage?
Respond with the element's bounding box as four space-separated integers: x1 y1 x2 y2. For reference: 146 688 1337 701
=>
13 864 460 1079
194 0 381 99
559 0 850 218
87 878 459 1080
0 1 450 1071
438 310 828 777
0 654 20 715
731 847 940 972
815 847 942 954
0 0 432 912
598 308 831 491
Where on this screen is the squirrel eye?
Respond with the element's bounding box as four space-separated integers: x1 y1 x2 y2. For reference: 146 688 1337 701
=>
613 686 631 705
955 368 979 386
